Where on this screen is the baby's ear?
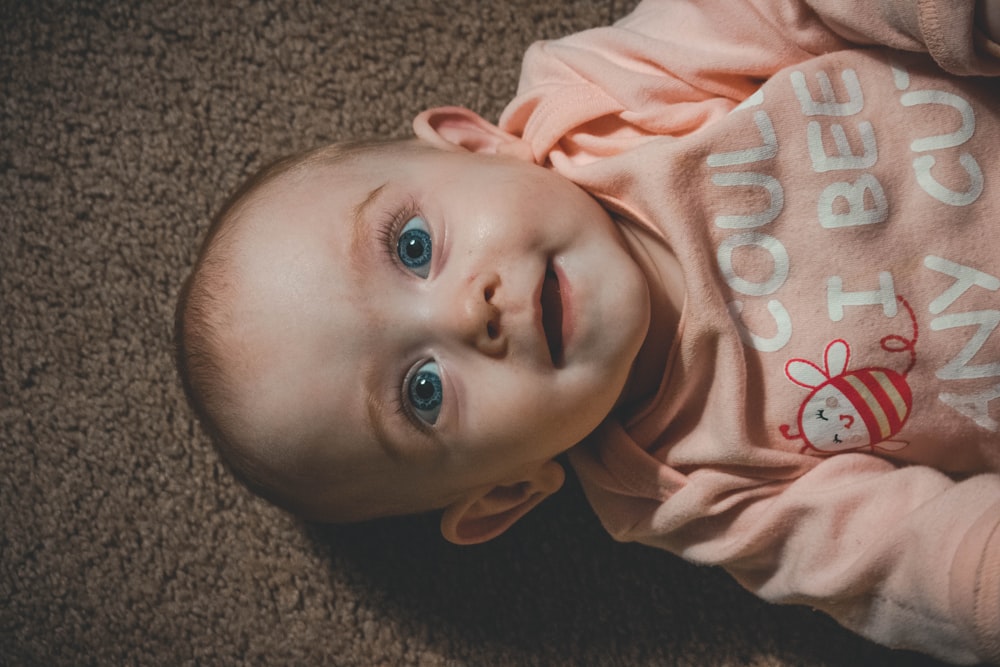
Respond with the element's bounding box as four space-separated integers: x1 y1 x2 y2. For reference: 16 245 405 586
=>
412 106 533 161
439 460 565 545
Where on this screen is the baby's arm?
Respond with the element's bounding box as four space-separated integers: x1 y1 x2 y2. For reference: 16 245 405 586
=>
799 0 1000 75
617 455 1000 663
503 0 999 163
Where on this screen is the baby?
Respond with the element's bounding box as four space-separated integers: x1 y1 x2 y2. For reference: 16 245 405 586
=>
176 127 682 535
177 0 1000 663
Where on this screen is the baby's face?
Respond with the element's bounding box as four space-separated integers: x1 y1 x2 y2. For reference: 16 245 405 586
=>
225 143 651 511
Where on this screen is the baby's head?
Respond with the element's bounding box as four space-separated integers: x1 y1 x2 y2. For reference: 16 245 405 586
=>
176 107 652 543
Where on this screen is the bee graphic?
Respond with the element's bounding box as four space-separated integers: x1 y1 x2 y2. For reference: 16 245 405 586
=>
780 296 918 455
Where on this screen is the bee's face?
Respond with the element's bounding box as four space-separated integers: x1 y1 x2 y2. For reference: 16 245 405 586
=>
800 384 869 451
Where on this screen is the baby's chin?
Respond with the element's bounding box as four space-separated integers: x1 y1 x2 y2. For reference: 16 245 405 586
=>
609 212 684 404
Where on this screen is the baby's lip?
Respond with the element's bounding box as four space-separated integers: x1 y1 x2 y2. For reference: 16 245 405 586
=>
539 260 564 368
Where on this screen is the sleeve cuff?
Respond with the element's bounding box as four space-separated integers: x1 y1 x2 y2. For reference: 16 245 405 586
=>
918 0 1000 74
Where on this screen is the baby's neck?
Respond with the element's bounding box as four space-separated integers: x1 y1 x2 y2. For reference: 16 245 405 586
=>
615 220 685 412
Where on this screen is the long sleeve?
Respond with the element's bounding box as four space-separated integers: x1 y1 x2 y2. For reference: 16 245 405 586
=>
572 444 1000 663
501 0 1000 161
799 0 1000 75
501 0 852 162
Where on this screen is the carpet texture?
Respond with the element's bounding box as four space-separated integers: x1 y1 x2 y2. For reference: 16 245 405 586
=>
0 1 959 665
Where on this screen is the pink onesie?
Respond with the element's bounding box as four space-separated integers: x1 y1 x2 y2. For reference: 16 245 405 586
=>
500 0 1000 662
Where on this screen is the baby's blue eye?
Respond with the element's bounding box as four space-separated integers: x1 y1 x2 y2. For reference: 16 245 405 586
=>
407 361 442 425
396 216 432 278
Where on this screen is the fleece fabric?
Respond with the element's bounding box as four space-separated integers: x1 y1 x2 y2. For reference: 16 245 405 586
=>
501 0 1000 662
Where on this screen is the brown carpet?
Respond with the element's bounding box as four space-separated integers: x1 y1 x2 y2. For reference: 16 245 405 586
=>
0 1 960 665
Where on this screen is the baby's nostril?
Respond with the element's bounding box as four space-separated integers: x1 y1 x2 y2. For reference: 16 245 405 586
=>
487 321 499 339
484 285 495 302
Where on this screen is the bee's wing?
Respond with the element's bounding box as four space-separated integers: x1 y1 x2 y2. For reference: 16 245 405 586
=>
785 359 828 388
824 339 850 377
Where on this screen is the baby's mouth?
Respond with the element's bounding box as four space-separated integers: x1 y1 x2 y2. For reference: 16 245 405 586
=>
541 263 564 367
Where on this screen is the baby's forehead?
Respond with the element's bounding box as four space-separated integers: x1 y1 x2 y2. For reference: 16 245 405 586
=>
219 138 443 371
281 138 428 188
242 153 391 226
231 144 449 277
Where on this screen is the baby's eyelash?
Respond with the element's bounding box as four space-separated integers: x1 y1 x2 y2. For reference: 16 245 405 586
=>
385 390 410 427
375 201 421 265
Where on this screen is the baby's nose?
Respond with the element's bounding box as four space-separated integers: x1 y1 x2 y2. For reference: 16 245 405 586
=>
450 274 505 357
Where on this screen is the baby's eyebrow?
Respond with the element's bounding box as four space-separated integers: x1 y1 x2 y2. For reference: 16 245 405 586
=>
349 183 388 276
362 356 407 461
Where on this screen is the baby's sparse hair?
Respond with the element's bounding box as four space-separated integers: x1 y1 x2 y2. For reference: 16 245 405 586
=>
174 137 413 519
